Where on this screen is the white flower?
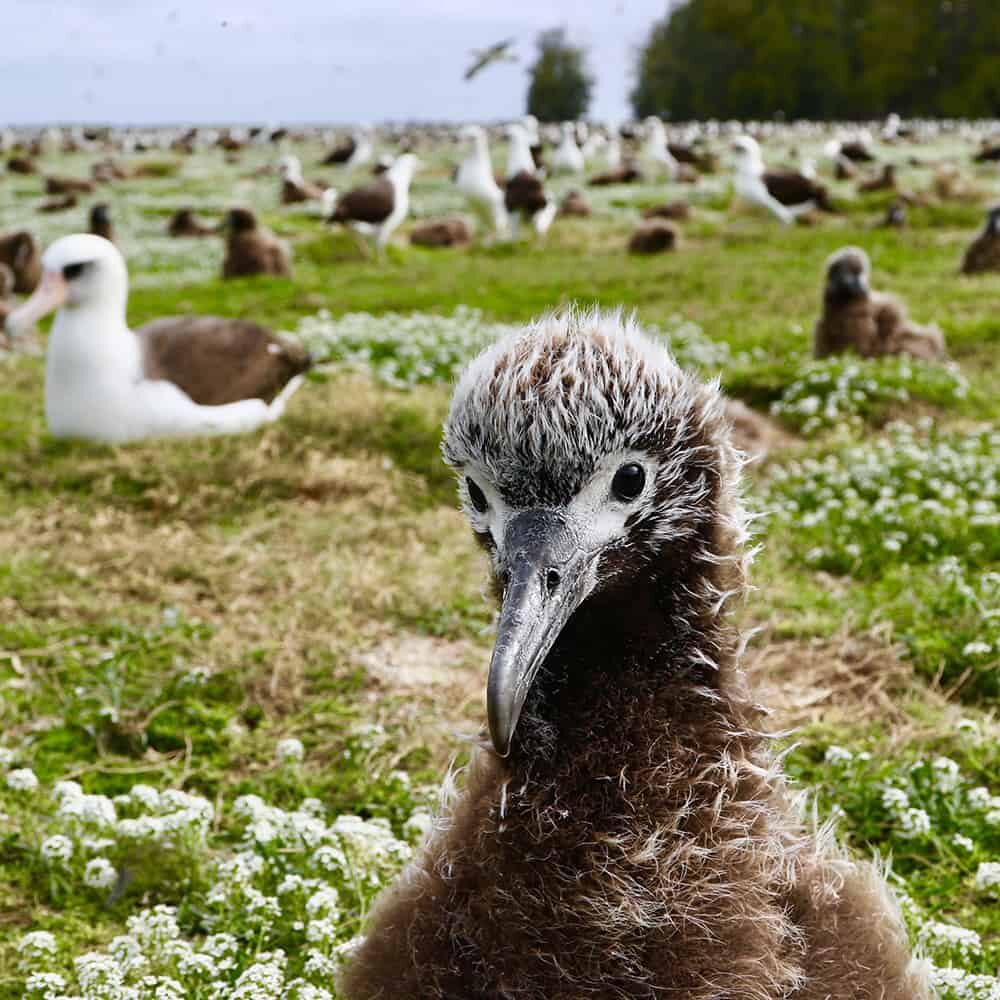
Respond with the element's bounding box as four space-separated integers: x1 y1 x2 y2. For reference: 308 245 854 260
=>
823 746 853 766
974 862 1000 894
24 972 67 999
84 857 119 890
952 834 975 852
75 951 125 993
897 807 931 839
881 786 910 814
962 640 993 658
918 919 982 959
276 737 305 763
403 810 434 842
931 756 961 793
305 886 340 919
17 930 58 963
0 746 16 768
40 834 74 864
6 768 39 792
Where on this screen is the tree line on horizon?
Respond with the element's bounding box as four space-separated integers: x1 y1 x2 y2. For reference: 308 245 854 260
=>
631 0 1000 121
524 2 1000 123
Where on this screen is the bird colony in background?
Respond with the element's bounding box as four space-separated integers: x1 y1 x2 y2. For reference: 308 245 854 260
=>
2 114 1000 1000
4 112 1000 441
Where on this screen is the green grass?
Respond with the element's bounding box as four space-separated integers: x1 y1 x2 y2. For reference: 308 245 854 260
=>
1 133 998 998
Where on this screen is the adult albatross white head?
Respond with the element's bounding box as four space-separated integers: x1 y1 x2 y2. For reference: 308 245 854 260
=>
5 234 304 443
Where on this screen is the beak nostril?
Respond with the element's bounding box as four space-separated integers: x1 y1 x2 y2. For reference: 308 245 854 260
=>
545 569 561 594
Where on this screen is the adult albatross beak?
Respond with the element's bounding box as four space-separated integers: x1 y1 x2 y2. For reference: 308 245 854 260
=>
5 270 69 339
487 509 597 757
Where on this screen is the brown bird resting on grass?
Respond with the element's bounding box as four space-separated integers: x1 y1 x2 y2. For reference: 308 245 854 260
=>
880 200 907 228
815 247 946 361
278 155 329 204
409 217 472 248
834 155 857 180
91 158 129 183
839 138 876 162
137 316 312 405
643 200 691 221
588 158 643 186
765 166 837 212
338 309 931 1000
167 208 217 237
0 229 42 293
222 208 292 279
628 218 678 253
558 189 591 217
39 193 78 213
960 206 1000 274
45 175 95 195
89 203 114 243
857 163 896 193
973 141 1000 163
7 156 37 175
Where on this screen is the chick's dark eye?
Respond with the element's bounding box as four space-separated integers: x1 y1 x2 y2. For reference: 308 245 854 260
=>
62 262 87 280
466 478 488 513
612 463 645 502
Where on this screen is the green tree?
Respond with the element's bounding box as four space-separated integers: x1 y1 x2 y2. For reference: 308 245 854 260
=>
632 0 1000 120
526 28 593 122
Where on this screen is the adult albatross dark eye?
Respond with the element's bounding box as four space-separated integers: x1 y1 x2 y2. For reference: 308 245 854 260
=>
612 463 645 502
466 477 488 513
62 262 88 280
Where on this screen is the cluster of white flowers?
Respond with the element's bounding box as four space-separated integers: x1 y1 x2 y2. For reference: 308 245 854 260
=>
929 965 1000 1000
13 778 411 998
286 306 520 387
7 767 40 792
276 737 306 764
285 308 737 390
770 357 967 435
766 423 1000 575
974 862 1000 894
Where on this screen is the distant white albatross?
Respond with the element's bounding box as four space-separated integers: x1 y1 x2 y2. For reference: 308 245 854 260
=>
454 125 509 240
4 234 305 442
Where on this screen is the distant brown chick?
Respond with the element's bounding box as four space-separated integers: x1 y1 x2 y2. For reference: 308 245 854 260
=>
643 201 691 221
167 208 217 237
0 230 42 293
410 217 472 248
814 247 946 361
7 156 37 175
558 189 591 217
879 201 907 228
89 203 115 244
857 164 896 194
39 194 78 213
960 206 1000 275
45 175 95 195
221 208 292 279
628 219 678 254
588 158 643 186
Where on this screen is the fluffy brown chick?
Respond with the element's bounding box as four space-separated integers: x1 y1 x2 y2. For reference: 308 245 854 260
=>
221 208 292 279
339 310 931 1000
814 247 946 360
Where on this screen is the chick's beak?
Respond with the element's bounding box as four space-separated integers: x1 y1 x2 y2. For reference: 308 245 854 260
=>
5 270 68 339
487 509 597 757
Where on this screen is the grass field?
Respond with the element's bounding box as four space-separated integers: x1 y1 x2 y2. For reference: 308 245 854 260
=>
1 132 999 998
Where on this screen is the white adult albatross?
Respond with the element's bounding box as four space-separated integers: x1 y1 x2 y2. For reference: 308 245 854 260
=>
4 234 303 443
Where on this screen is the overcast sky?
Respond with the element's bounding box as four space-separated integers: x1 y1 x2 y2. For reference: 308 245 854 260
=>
3 0 670 125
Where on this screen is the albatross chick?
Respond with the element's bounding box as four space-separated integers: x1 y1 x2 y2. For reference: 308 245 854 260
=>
339 309 930 1000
